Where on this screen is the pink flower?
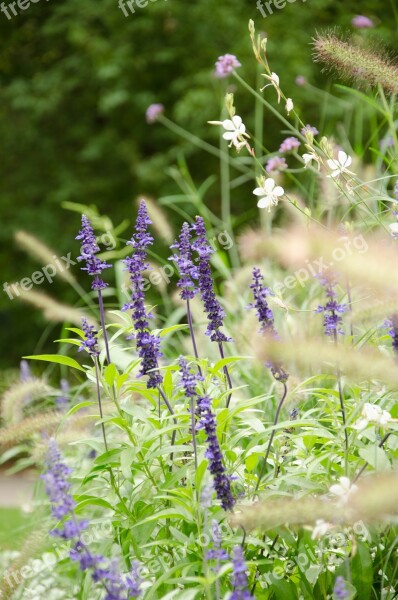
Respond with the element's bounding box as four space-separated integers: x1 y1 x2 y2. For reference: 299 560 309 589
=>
145 103 164 124
352 15 374 28
295 75 306 86
279 137 300 153
301 125 319 136
214 54 241 78
266 156 287 173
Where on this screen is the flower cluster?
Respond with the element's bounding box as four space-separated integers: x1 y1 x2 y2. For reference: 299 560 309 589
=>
316 274 346 337
266 156 287 173
123 201 163 388
179 356 200 397
230 545 254 600
197 393 235 511
279 137 300 153
207 520 229 565
333 576 350 599
79 318 100 357
329 476 358 505
353 402 392 431
145 103 164 123
214 54 241 78
192 216 230 343
42 440 142 599
76 215 111 290
169 222 198 300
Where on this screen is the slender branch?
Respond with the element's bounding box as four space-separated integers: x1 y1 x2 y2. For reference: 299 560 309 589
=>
97 289 111 364
217 342 233 408
187 299 202 377
255 383 288 493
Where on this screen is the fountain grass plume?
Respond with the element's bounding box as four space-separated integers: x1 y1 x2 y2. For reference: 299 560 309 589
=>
313 31 398 96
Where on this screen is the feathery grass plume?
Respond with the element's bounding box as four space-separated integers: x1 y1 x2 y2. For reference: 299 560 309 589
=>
253 335 398 389
0 411 60 448
313 31 398 96
0 528 47 600
1 379 53 425
14 288 96 326
14 230 77 285
137 196 174 245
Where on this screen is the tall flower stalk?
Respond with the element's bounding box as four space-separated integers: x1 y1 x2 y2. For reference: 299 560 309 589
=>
42 439 142 599
179 357 200 470
248 267 289 492
76 215 112 363
191 216 233 407
170 224 202 375
123 201 177 459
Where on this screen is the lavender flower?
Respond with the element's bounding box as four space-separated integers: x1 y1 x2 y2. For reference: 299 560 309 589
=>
230 546 254 600
169 222 198 300
56 379 70 409
191 216 230 343
43 440 142 599
316 274 346 337
352 15 374 28
247 267 276 335
179 356 200 397
123 201 163 388
385 315 398 356
207 520 229 563
41 439 87 535
79 318 100 357
301 124 319 136
333 576 349 598
279 137 300 153
76 215 111 290
214 54 241 78
266 156 287 173
146 103 164 124
197 393 235 511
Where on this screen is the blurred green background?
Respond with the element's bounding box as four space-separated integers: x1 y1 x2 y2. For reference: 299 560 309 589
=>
0 0 396 367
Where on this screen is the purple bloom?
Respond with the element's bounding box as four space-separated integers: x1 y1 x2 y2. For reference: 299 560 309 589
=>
247 267 276 336
295 75 306 86
125 561 142 598
395 181 398 203
385 316 398 356
279 137 300 153
56 378 70 409
76 215 111 291
207 520 229 564
230 545 254 600
41 439 85 535
79 318 100 357
333 576 349 599
191 217 231 343
316 274 346 337
123 201 163 388
266 156 287 173
169 222 199 300
214 54 241 78
301 124 319 136
179 356 200 397
197 393 235 511
352 15 374 28
146 103 164 124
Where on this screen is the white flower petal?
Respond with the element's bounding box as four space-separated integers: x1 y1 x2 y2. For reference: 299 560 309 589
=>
222 132 235 141
263 178 276 192
273 186 285 197
232 115 243 128
222 119 234 130
327 159 339 170
253 187 265 196
338 150 348 165
257 197 272 209
389 223 398 233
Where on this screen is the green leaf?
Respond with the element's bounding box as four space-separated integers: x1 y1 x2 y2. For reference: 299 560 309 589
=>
104 363 118 387
245 453 259 472
23 354 85 372
65 401 96 417
351 541 373 600
358 445 390 471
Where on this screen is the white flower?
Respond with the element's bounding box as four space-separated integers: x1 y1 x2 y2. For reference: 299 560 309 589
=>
253 177 284 211
302 152 321 170
327 150 354 178
285 98 294 115
353 402 392 431
389 223 398 234
260 72 281 103
209 115 250 152
329 476 358 504
311 519 334 540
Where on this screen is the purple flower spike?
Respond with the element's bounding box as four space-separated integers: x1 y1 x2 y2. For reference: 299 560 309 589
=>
385 315 398 356
247 267 276 336
197 393 235 511
333 576 350 599
214 54 241 78
79 318 100 357
123 201 163 388
230 545 254 600
316 274 346 337
191 217 231 343
76 215 111 290
170 222 199 300
179 356 200 397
